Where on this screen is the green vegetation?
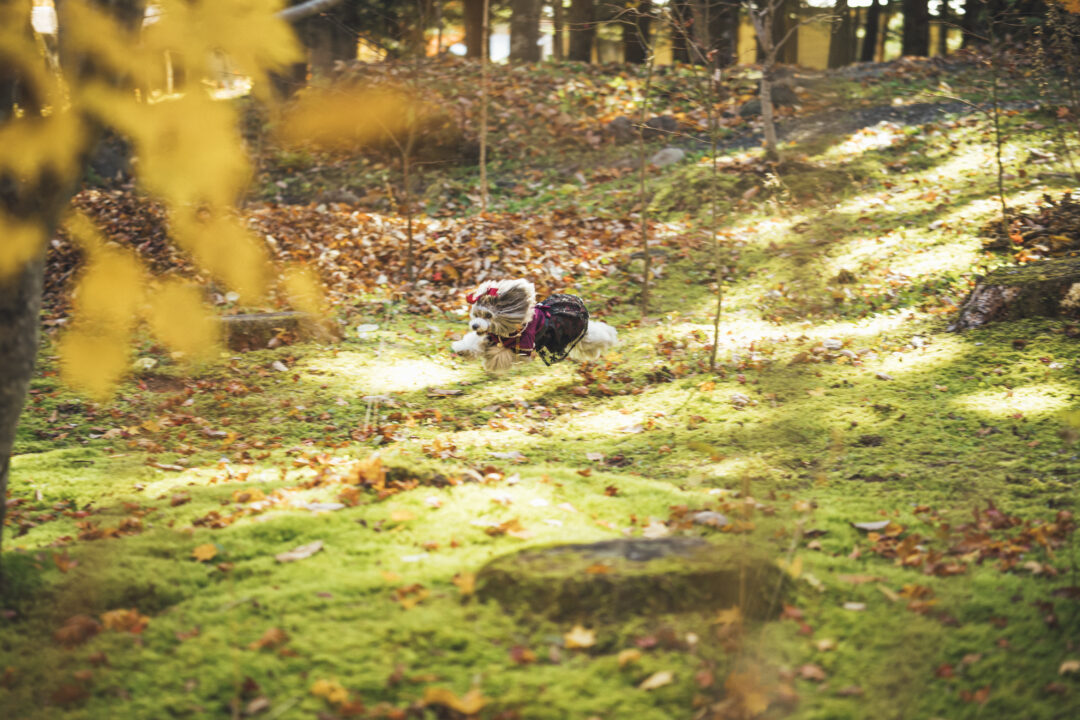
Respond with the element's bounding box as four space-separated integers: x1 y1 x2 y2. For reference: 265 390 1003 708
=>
4 56 1080 720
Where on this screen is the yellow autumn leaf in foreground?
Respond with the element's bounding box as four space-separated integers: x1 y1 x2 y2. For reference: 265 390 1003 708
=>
563 624 596 649
714 606 743 627
452 572 476 597
100 608 150 634
191 544 218 562
311 678 350 705
638 670 674 691
423 687 488 715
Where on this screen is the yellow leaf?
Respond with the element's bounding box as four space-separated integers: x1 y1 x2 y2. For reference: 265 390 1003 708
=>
57 329 129 401
311 678 349 705
617 648 642 667
714 606 743 627
452 572 476 597
100 608 149 634
1060 659 1080 675
191 544 218 562
639 670 674 691
563 624 596 649
422 687 488 715
0 211 45 279
146 281 221 361
281 266 327 317
277 88 415 151
390 509 415 522
780 555 803 579
72 248 145 336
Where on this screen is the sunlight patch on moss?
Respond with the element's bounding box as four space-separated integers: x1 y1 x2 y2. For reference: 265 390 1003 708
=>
953 382 1074 419
306 353 466 393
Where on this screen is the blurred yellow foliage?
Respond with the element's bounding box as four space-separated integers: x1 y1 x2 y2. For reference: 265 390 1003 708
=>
1 0 314 397
277 88 415 150
145 281 221 362
281 266 328 317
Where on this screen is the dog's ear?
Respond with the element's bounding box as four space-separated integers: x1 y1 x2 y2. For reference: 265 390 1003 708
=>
496 279 535 308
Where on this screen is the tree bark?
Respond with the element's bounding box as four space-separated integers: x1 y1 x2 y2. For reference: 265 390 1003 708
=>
670 0 693 64
465 0 487 58
860 0 881 62
622 1 652 64
552 0 565 60
772 0 798 65
510 0 543 61
938 0 949 56
708 2 739 68
828 0 855 68
567 0 594 62
902 0 930 56
0 0 146 586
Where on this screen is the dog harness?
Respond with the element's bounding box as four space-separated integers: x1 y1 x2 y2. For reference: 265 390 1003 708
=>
488 294 590 365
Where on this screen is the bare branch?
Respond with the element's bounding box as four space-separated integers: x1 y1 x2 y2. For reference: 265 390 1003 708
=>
277 0 344 24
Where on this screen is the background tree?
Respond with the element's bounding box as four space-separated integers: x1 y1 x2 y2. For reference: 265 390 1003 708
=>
902 0 930 56
0 0 302 584
861 0 883 62
828 0 857 68
465 0 488 57
568 0 596 61
511 0 544 61
552 0 566 59
623 0 653 64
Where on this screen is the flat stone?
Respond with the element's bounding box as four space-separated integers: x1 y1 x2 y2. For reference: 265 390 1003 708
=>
476 537 789 621
650 147 686 168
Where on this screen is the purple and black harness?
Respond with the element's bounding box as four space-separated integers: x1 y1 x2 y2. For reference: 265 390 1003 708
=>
477 293 591 365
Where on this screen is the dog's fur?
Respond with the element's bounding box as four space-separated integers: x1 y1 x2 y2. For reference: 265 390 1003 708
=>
451 279 617 373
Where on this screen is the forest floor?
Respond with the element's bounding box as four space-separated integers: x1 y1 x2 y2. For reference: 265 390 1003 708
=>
4 52 1080 720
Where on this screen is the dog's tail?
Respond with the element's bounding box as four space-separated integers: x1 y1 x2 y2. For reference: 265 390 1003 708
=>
571 320 618 361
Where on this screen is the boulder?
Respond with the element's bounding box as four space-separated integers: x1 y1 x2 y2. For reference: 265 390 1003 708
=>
607 116 636 144
738 85 800 117
949 257 1080 331
650 147 686 168
475 537 789 621
642 115 679 140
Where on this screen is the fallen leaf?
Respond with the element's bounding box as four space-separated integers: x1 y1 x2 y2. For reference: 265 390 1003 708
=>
249 627 289 651
452 572 476 596
275 540 324 563
1060 659 1080 675
191 543 218 562
564 624 596 649
618 648 642 667
100 608 149 634
423 687 487 715
799 664 826 682
639 670 674 691
54 615 101 647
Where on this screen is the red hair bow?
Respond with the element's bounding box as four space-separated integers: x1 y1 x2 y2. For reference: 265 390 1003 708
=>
466 287 498 304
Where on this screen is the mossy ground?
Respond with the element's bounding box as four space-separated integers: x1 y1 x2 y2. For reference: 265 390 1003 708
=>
4 59 1080 719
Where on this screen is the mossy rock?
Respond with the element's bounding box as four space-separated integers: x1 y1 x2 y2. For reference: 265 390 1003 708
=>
221 312 335 351
949 257 1080 331
476 537 789 622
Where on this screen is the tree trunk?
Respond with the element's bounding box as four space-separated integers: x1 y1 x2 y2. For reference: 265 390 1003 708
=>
552 0 565 60
902 0 930 56
708 3 739 68
0 0 145 588
861 0 881 62
567 0 594 62
622 0 652 64
828 0 855 68
937 0 949 56
510 0 543 61
772 0 799 65
465 0 487 58
670 0 693 64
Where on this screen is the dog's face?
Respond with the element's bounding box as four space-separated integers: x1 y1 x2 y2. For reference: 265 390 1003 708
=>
465 279 536 337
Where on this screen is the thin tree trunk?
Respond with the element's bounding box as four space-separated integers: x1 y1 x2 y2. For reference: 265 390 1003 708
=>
479 0 490 212
637 45 656 315
937 0 949 56
861 0 881 62
552 0 564 60
877 0 891 61
671 0 693 63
